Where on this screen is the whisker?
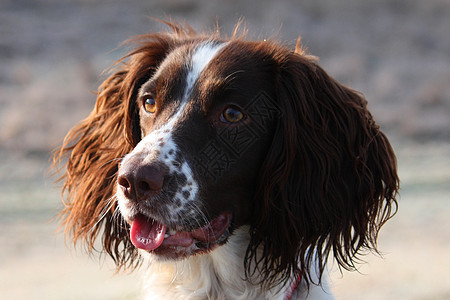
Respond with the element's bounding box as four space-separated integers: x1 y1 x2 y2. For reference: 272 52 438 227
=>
99 157 124 169
93 195 117 229
184 202 211 242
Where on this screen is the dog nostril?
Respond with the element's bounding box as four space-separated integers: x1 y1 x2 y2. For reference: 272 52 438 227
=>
118 175 131 189
138 181 151 192
136 170 164 194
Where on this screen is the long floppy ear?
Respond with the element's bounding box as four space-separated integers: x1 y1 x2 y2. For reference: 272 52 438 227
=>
53 31 181 269
247 50 399 287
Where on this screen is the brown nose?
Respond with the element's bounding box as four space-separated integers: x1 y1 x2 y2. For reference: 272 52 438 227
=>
117 159 164 201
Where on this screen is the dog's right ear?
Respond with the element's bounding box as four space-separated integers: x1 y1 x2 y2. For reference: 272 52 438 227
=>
247 47 399 288
53 28 187 270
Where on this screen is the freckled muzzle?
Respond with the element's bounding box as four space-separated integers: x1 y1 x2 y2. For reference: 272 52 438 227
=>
117 137 200 224
116 138 233 258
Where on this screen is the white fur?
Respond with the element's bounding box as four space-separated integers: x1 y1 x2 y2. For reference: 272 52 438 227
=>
184 42 225 99
139 227 333 300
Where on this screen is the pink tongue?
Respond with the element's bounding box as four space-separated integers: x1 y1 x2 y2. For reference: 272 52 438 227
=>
130 215 166 251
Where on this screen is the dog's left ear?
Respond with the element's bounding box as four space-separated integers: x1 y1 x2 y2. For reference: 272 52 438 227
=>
53 32 176 269
247 50 399 287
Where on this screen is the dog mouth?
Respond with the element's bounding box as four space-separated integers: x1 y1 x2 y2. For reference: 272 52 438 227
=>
129 212 232 257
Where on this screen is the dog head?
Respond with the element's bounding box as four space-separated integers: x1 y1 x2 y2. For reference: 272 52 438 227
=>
56 23 399 287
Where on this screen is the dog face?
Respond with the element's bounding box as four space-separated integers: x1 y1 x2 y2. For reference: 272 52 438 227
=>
117 40 279 260
56 24 398 287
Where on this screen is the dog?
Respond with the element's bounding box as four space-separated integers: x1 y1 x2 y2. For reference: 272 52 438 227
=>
55 22 399 299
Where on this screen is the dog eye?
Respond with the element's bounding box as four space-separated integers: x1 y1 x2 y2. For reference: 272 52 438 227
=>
221 106 244 123
143 98 157 113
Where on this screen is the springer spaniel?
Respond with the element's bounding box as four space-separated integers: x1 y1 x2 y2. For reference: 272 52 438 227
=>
55 22 399 299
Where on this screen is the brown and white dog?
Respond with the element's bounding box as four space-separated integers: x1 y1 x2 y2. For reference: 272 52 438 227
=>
55 22 399 299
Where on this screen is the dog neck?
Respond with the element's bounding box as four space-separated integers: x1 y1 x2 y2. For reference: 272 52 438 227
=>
141 227 280 299
141 227 332 300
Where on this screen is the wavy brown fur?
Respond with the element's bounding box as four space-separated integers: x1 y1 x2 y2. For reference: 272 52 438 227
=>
246 50 399 288
54 23 198 269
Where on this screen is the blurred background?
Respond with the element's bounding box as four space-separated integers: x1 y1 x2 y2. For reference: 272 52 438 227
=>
0 0 449 299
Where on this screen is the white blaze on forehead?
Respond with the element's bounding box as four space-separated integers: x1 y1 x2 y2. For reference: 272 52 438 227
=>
183 42 226 100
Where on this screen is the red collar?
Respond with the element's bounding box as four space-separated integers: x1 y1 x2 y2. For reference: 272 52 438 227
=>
284 273 302 300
